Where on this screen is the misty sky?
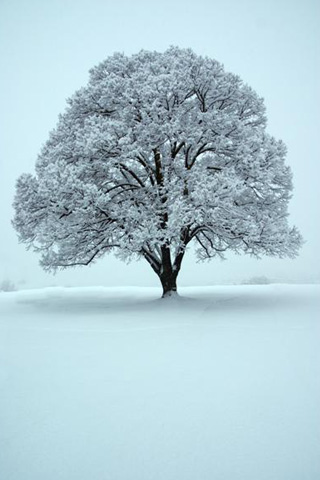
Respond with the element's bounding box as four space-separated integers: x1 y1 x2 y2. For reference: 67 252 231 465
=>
0 0 319 289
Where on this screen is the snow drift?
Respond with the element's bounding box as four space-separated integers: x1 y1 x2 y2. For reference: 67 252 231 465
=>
0 284 319 479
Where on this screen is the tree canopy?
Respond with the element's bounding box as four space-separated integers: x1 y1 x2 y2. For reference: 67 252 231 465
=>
13 47 302 296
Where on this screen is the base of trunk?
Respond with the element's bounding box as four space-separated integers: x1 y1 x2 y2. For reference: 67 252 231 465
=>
160 274 178 298
162 289 179 299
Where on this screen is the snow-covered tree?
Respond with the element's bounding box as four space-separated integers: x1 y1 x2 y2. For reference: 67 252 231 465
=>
13 47 302 296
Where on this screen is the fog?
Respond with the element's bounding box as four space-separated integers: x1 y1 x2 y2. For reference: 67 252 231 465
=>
1 0 319 289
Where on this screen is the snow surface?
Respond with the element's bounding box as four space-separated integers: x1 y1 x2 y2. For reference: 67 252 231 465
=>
0 284 319 480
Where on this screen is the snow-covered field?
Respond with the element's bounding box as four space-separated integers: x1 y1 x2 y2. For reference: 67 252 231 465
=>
0 284 319 480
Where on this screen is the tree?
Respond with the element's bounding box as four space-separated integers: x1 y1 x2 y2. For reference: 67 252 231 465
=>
13 47 302 297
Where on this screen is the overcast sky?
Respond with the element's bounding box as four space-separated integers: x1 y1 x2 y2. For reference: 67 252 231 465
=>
0 0 319 289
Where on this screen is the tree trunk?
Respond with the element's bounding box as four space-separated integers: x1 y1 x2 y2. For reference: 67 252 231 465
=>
159 270 178 298
142 244 186 298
